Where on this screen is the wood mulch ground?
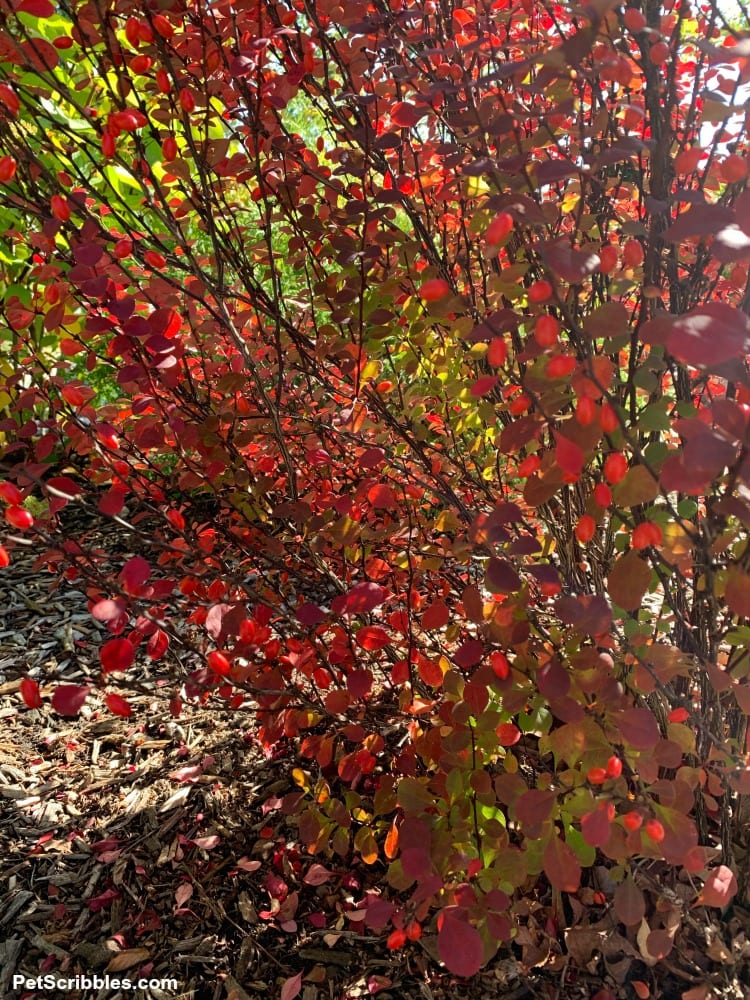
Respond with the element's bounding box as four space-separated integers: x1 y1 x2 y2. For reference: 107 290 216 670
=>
1 519 750 1000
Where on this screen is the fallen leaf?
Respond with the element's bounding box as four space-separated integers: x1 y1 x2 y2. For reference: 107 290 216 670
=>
106 948 150 973
280 971 303 1000
175 883 193 908
303 863 334 885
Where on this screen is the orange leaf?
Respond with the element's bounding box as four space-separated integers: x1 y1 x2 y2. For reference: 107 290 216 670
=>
384 819 399 859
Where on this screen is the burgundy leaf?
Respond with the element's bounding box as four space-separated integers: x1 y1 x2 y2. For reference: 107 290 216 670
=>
52 684 90 716
437 908 484 978
485 557 522 593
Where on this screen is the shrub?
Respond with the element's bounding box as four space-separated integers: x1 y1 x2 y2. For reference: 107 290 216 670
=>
1 0 750 978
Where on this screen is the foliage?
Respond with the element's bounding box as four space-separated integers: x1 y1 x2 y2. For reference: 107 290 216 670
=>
2 0 750 980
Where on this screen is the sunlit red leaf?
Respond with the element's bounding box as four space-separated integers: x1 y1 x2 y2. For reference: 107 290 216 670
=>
390 102 421 128
333 582 387 615
496 722 521 746
470 375 499 397
105 693 132 717
120 556 151 592
418 658 444 687
554 434 584 477
100 638 135 674
356 626 391 651
421 600 450 630
147 629 169 660
418 278 450 301
367 484 397 509
641 303 750 370
20 678 42 709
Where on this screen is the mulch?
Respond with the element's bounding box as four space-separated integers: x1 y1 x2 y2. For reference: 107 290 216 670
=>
1 519 750 1000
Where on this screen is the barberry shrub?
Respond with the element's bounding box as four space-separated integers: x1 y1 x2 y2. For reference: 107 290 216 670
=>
2 0 750 977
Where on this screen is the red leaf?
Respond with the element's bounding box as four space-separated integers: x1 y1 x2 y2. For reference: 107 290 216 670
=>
543 240 601 283
608 551 652 612
280 972 302 1000
147 628 169 660
616 707 660 750
303 864 334 886
581 806 612 848
356 626 391 651
645 929 673 960
537 658 570 699
470 375 499 397
485 557 522 593
664 203 734 240
19 0 55 15
100 638 135 674
496 722 521 746
296 602 327 626
333 582 387 614
20 678 42 709
418 278 450 301
347 668 373 699
193 834 220 850
367 484 397 509
52 684 89 716
453 639 484 668
658 806 699 866
543 834 581 892
418 658 444 686
421 600 450 630
437 908 484 978
516 789 556 826
105 693 132 717
280 973 303 1000
121 556 150 592
700 865 738 908
555 594 612 636
45 475 83 501
613 878 645 925
98 488 127 517
555 433 585 476
726 569 750 619
390 102 420 128
641 302 750 369
91 598 127 623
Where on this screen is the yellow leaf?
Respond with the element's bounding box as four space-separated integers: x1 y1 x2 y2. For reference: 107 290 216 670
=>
292 768 310 791
354 826 379 864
